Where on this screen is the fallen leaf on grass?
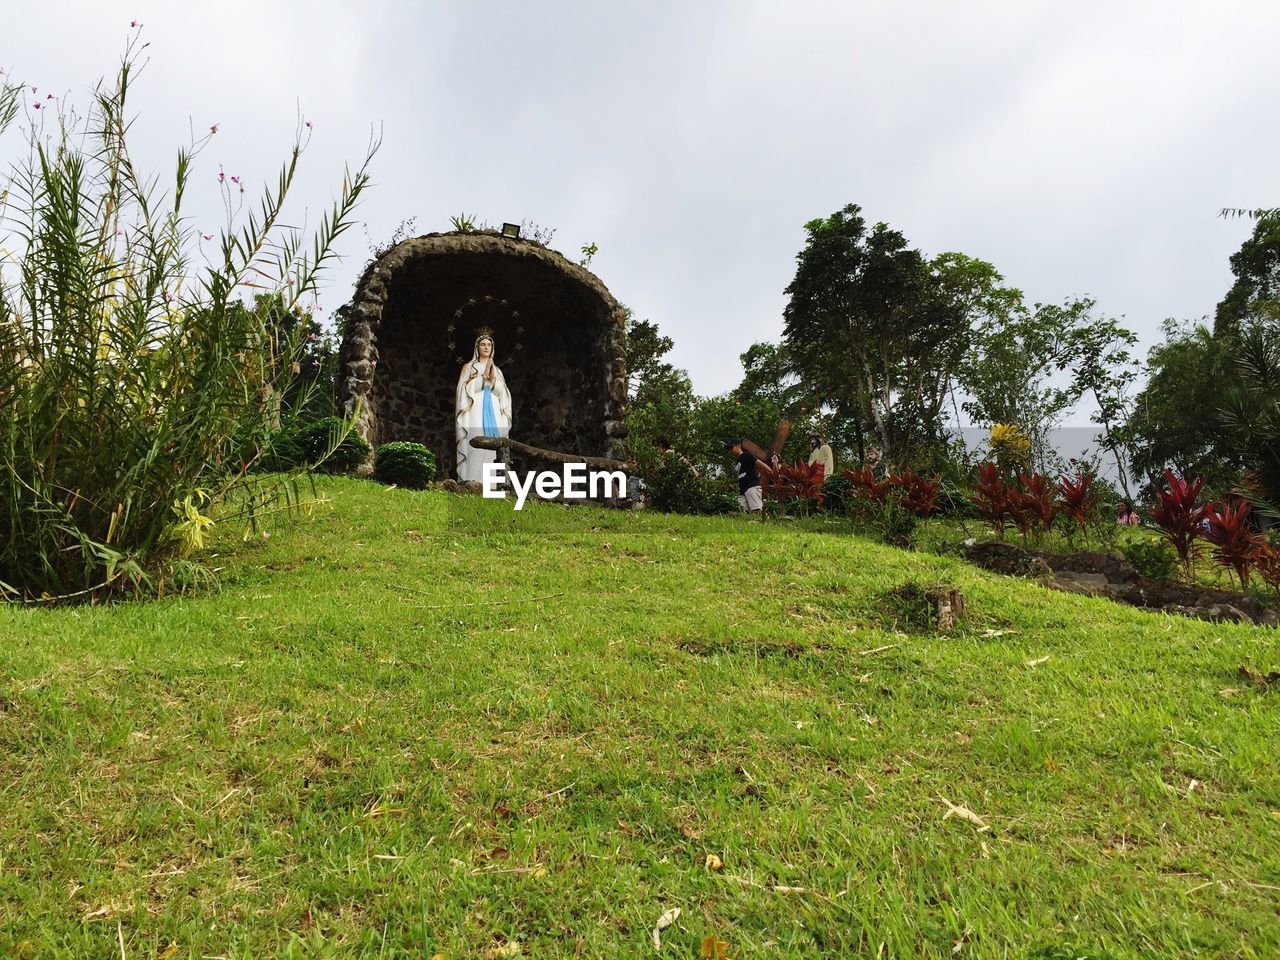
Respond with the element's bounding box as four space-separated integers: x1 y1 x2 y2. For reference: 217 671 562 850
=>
704 853 723 871
1219 688 1240 698
484 941 522 959
980 628 1017 638
1025 655 1051 667
701 934 730 959
652 907 680 950
1239 666 1280 688
938 795 990 832
81 906 112 922
157 945 178 960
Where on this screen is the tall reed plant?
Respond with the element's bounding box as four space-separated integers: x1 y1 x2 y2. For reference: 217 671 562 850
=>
0 37 377 601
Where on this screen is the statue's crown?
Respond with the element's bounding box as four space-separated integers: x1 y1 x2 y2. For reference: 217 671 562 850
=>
475 325 495 340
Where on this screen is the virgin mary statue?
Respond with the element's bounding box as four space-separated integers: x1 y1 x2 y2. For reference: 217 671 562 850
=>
455 333 513 482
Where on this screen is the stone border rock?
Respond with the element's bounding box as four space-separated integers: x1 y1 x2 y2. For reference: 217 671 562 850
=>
959 539 1278 627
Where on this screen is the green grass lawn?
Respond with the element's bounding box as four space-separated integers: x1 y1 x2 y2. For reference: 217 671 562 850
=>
2 478 1278 958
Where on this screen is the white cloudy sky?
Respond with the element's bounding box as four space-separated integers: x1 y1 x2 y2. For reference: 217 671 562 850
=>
10 1 1280 414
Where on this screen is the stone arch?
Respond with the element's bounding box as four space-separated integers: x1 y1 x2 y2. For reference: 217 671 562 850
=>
335 231 628 478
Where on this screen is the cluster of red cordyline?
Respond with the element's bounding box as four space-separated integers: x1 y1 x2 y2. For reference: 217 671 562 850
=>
970 464 1101 541
1152 468 1278 591
842 466 941 518
763 461 826 510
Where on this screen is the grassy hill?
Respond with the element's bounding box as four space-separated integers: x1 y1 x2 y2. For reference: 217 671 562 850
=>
1 478 1277 958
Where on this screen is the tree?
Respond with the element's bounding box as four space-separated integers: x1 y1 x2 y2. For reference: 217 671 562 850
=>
733 341 802 409
1126 321 1235 492
1216 213 1280 336
895 253 1021 464
1055 303 1140 501
782 204 932 466
1221 317 1280 511
625 314 675 400
624 314 696 457
960 300 1080 468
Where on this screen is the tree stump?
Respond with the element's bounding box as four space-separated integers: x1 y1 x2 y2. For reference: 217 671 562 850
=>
926 586 966 630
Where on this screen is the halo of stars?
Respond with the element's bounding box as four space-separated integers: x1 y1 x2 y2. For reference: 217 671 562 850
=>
448 294 525 365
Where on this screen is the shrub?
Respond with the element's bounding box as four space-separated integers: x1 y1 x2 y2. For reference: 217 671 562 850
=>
1150 469 1208 577
1122 539 1179 580
1010 472 1059 539
1203 498 1264 588
374 442 437 489
876 499 918 549
703 490 741 515
296 418 373 474
1256 541 1280 602
646 452 707 514
890 468 942 518
255 428 305 473
843 465 891 502
989 423 1031 473
820 473 855 514
971 463 1014 538
763 461 825 514
0 43 376 601
1058 468 1102 538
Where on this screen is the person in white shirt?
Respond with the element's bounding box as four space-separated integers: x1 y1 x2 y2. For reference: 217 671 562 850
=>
807 434 834 480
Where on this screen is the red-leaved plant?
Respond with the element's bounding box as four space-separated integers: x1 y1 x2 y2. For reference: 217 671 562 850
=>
843 465 891 503
971 463 1013 538
1150 469 1208 578
1010 472 1059 539
764 461 826 513
1057 468 1101 539
1203 497 1264 588
891 468 941 518
1256 542 1280 602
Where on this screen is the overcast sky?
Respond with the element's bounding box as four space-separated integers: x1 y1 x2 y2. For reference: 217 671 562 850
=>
11 2 1280 418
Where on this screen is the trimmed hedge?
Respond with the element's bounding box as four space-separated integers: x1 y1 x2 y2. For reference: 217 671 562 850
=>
374 442 437 489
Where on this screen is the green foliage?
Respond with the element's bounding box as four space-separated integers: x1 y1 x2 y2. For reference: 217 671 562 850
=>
1127 321 1236 491
820 473 855 514
0 42 376 601
624 314 698 457
1054 304 1140 499
1221 318 1280 505
296 418 372 474
244 293 339 419
449 212 482 232
374 442 437 489
962 300 1083 467
645 451 708 514
1121 537 1177 583
256 428 306 473
783 204 1021 467
702 489 740 515
853 495 918 549
1215 212 1280 336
